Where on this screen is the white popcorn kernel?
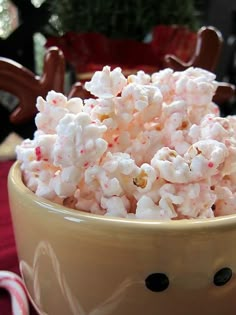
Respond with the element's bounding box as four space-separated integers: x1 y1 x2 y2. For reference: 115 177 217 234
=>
85 66 127 98
128 70 151 85
151 148 192 183
66 97 84 113
46 90 68 107
185 139 228 179
136 196 176 220
102 196 130 218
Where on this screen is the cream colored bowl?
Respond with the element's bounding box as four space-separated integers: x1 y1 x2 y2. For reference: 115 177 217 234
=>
8 162 236 315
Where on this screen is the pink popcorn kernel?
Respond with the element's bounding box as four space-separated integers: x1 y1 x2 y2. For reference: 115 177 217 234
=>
52 99 57 105
208 161 214 168
84 162 89 168
35 146 42 161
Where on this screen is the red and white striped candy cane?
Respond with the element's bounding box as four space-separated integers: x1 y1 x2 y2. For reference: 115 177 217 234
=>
0 270 29 315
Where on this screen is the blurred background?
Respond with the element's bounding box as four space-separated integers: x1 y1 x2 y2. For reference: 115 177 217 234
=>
0 0 235 148
0 0 235 79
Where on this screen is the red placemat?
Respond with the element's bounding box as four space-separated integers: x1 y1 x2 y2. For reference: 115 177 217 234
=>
0 160 37 315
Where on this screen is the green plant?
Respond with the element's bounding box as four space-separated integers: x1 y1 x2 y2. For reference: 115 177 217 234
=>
49 0 203 40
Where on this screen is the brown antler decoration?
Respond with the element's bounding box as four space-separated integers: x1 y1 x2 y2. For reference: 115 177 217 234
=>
164 26 235 104
165 26 223 71
0 46 65 124
68 82 93 99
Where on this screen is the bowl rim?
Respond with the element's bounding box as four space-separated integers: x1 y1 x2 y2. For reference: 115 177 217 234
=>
8 161 236 231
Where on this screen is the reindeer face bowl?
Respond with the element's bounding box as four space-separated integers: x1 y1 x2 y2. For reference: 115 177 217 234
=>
8 162 236 315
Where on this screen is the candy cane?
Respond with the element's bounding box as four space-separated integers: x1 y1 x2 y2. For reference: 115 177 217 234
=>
0 270 29 315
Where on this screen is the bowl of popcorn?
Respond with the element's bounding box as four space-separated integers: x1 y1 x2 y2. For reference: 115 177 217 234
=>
8 66 236 315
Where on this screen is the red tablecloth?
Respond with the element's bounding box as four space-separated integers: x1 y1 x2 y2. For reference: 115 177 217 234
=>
0 160 37 315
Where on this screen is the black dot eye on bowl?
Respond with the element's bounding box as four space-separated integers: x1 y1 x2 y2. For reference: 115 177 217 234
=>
145 273 169 292
213 267 232 286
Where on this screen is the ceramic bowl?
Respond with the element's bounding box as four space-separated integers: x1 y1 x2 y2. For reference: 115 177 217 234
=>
8 161 236 315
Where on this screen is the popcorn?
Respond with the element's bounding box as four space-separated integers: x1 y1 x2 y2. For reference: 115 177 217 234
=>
184 139 228 180
151 148 192 184
173 67 217 107
101 195 131 217
35 91 83 134
53 112 107 168
136 195 177 220
84 66 127 98
16 66 236 220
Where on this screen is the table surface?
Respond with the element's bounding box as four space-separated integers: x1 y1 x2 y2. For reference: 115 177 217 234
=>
0 160 37 315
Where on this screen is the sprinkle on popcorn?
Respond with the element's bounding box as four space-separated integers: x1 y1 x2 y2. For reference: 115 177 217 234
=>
16 66 236 220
